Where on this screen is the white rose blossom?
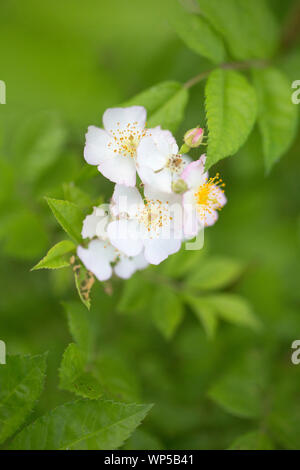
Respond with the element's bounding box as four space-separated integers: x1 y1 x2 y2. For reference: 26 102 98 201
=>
107 184 183 265
77 206 148 281
137 126 190 193
181 155 227 237
79 107 227 282
84 106 148 187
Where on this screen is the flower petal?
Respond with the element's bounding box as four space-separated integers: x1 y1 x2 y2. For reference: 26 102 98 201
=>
138 166 173 193
107 219 143 257
77 239 116 281
81 207 108 239
143 237 181 265
103 106 146 132
98 155 136 186
181 155 208 189
84 126 114 165
182 190 200 238
111 184 143 217
137 136 166 172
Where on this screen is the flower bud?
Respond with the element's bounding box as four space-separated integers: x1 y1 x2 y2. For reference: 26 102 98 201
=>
172 178 188 194
184 127 204 148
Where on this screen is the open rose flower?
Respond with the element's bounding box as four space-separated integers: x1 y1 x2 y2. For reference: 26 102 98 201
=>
181 155 227 237
77 206 148 281
84 106 147 187
137 126 190 194
107 184 183 265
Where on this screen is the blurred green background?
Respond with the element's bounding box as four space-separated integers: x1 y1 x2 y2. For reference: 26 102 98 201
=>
0 0 300 450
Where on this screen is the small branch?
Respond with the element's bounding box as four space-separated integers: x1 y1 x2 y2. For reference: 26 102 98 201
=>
184 59 269 89
280 0 300 52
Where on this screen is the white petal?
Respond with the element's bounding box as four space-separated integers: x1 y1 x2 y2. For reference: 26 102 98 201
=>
98 155 136 186
103 106 146 132
114 257 136 279
111 184 143 217
181 156 208 189
77 239 116 281
81 208 108 239
137 136 167 171
132 252 149 270
107 219 143 257
143 237 181 265
138 165 172 193
182 190 200 238
144 185 181 205
84 126 114 165
148 126 178 155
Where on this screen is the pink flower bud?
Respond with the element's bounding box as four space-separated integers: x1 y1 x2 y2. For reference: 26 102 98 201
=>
184 127 204 148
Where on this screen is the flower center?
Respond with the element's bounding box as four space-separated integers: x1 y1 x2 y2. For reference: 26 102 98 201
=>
137 198 171 234
166 154 185 174
194 174 225 213
108 122 147 158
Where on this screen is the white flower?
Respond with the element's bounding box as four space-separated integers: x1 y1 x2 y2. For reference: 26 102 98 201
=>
181 155 227 237
84 106 147 187
137 126 190 193
77 206 148 281
107 184 182 265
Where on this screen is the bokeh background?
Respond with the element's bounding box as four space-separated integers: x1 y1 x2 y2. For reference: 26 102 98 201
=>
0 0 300 449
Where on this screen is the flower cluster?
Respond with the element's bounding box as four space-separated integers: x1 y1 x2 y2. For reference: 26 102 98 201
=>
77 106 226 281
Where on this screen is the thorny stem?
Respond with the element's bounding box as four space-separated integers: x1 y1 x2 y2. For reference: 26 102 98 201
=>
183 59 269 89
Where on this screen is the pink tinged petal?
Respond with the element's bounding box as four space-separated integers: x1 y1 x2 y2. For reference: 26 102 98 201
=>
98 155 136 186
181 155 208 189
107 219 143 257
77 239 116 282
137 136 167 171
103 106 146 132
84 126 114 165
143 237 181 265
202 210 219 227
111 184 143 217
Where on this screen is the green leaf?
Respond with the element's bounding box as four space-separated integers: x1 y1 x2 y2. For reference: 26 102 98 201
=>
0 354 47 444
60 343 140 402
228 431 274 450
63 301 96 357
202 293 261 330
197 0 279 60
118 275 154 314
205 68 257 169
172 11 226 64
63 182 94 209
123 81 189 133
252 67 298 172
9 399 153 450
12 111 67 183
32 240 75 270
160 246 205 279
59 343 103 399
151 286 184 340
46 197 83 244
186 256 244 291
184 294 218 338
209 354 265 419
92 355 141 403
